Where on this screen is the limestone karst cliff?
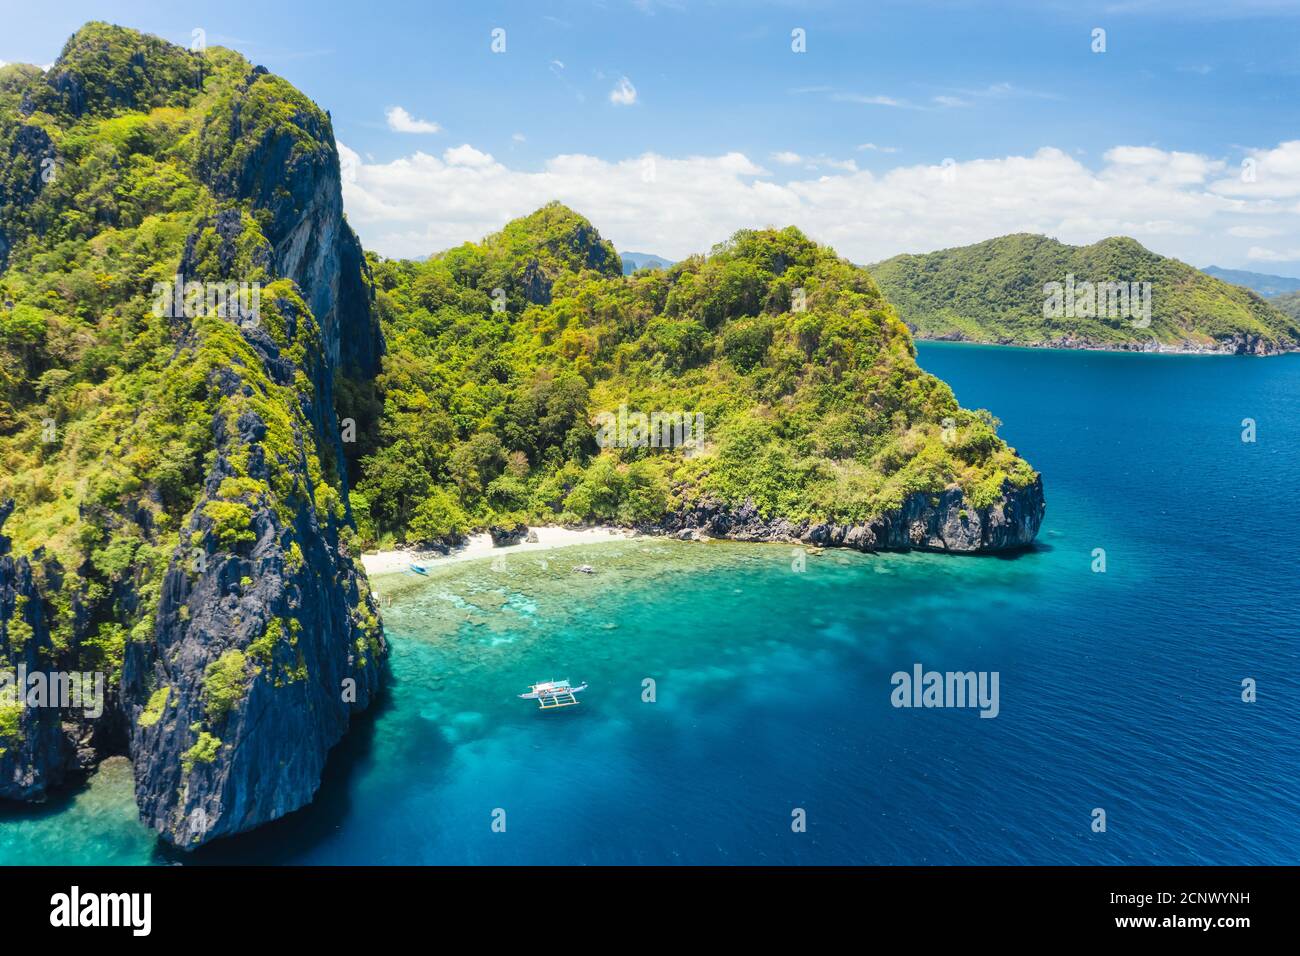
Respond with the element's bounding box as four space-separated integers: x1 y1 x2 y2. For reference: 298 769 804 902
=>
0 23 385 846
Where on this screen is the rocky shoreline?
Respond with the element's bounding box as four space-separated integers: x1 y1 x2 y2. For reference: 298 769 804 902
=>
646 476 1045 554
918 332 1296 356
379 478 1047 563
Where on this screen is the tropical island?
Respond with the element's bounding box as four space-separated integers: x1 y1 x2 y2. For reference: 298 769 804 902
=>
0 23 1047 848
868 233 1300 354
347 202 1044 555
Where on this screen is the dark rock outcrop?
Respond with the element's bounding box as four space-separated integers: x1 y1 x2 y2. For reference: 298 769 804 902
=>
519 259 553 305
1225 332 1277 356
653 477 1045 554
114 82 387 844
120 327 385 845
0 502 78 800
0 122 55 271
489 525 529 547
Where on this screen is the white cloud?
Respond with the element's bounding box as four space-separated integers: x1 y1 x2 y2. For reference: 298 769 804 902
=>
772 151 858 173
832 93 908 108
822 158 858 172
814 82 1053 114
1101 145 1222 185
1228 225 1280 239
385 106 441 134
1211 140 1300 200
337 140 361 184
609 76 637 106
336 138 1300 270
443 144 495 168
857 143 899 154
1247 245 1300 262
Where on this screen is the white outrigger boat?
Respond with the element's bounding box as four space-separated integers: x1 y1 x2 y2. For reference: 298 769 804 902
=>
519 679 588 710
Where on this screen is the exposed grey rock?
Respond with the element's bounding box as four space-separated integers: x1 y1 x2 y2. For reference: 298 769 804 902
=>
0 122 55 271
0 501 78 800
117 230 385 848
115 69 389 845
121 398 385 846
650 476 1045 554
197 69 384 379
1226 332 1275 355
489 525 529 547
518 259 553 305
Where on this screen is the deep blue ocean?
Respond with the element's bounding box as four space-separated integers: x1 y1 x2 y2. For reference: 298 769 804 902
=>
2 343 1298 865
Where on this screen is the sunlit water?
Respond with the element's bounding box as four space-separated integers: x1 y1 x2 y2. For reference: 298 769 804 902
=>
3 343 1298 865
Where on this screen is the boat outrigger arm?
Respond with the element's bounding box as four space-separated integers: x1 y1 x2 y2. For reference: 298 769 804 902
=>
519 679 588 709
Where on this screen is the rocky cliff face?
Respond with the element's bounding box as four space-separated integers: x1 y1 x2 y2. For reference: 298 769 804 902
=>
0 503 78 799
120 296 385 845
0 121 55 272
196 65 383 378
0 24 387 848
654 476 1045 554
137 56 383 848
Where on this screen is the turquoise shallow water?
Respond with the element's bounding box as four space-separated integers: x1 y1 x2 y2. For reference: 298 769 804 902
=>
2 343 1298 864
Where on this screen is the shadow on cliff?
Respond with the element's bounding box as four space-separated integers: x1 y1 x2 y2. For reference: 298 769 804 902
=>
161 652 480 863
161 691 386 864
990 539 1054 559
163 660 421 865
0 775 92 824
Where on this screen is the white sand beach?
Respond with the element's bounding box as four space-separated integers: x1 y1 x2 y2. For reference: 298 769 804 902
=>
360 525 632 576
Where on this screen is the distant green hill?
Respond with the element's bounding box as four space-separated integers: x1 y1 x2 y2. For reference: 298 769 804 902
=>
867 234 1300 354
1274 290 1300 322
620 251 674 275
1202 266 1300 298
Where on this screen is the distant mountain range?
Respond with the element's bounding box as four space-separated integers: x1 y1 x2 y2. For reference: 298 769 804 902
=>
620 251 674 275
1201 266 1300 298
866 234 1300 355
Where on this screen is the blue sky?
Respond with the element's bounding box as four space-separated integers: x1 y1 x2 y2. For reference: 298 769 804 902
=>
4 1 1300 270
